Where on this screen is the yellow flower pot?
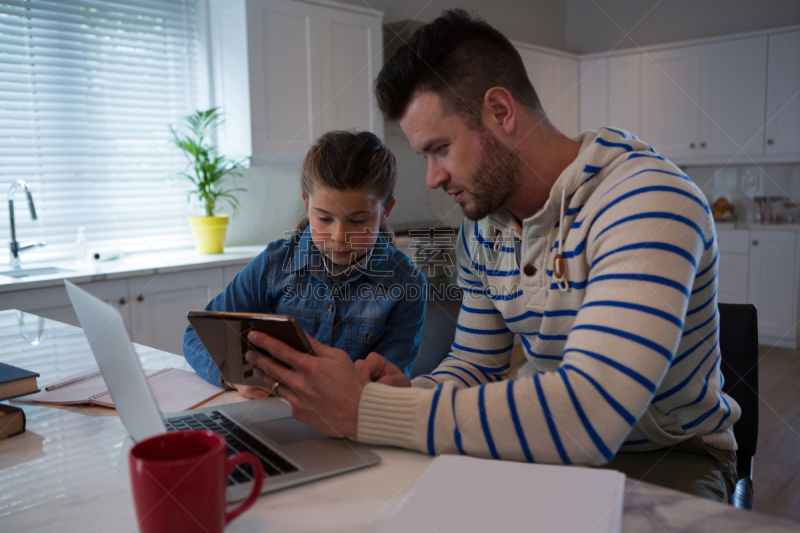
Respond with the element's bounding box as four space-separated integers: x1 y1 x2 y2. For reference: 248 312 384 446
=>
189 215 229 254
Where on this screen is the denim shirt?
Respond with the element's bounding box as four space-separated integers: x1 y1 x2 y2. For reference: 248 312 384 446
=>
183 228 427 387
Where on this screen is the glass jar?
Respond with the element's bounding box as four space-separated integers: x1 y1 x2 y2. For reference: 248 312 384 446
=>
785 200 799 225
769 197 785 224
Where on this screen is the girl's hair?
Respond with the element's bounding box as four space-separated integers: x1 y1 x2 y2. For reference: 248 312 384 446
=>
296 130 397 238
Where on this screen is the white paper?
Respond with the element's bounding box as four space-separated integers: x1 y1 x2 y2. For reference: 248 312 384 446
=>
379 455 625 533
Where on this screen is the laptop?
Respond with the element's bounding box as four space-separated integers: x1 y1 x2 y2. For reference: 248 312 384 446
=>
63 280 381 502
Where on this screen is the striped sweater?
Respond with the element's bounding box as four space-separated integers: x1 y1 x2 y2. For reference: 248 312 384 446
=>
357 127 739 465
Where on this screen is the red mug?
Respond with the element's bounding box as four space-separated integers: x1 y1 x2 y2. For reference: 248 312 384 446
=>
128 430 263 533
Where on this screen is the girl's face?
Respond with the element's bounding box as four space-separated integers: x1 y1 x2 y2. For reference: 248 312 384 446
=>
303 186 395 266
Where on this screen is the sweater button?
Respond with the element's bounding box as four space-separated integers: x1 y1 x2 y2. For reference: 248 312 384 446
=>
523 264 536 276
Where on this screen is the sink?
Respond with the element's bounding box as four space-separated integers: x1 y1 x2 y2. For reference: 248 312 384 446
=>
0 267 77 278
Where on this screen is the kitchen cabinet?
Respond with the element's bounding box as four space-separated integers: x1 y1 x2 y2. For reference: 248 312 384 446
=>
579 57 607 134
209 0 383 164
580 53 642 138
128 270 224 356
516 43 580 138
765 30 800 158
586 31 789 164
607 54 641 138
0 285 79 327
642 36 767 162
716 228 749 305
747 229 798 348
698 36 767 158
0 267 227 355
640 45 703 160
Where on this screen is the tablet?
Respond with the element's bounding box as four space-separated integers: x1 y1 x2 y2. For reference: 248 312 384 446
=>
187 311 316 388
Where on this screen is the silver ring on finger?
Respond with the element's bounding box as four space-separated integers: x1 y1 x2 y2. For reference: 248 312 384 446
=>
271 381 280 396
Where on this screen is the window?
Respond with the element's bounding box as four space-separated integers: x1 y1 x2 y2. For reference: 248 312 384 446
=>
0 0 199 267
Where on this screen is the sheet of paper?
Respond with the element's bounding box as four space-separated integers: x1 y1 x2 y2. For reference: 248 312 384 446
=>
13 372 107 405
92 368 225 413
379 455 625 533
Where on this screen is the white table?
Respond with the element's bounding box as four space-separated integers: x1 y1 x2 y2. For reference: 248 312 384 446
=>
1 311 798 533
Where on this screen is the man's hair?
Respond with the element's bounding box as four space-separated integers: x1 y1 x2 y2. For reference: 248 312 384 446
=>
375 9 542 126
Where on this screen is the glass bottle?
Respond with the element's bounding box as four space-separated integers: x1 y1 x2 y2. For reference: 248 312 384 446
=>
75 227 88 270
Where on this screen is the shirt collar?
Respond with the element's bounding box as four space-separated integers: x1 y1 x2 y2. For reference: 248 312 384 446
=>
288 227 396 284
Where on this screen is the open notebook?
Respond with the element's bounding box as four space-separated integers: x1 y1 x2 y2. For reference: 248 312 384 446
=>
13 367 225 414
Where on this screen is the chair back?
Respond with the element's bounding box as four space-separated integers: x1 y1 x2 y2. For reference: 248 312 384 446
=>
717 303 759 480
411 283 462 378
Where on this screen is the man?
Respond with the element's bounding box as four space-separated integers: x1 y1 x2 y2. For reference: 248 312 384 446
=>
244 9 739 502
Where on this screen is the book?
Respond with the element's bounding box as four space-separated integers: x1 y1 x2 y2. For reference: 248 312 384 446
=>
12 367 225 414
378 455 625 533
0 362 40 401
0 404 26 440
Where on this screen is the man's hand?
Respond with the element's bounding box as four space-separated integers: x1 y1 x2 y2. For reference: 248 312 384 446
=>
244 331 367 438
354 352 412 387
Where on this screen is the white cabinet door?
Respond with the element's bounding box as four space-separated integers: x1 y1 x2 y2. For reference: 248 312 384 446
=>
641 45 702 160
748 229 797 346
318 6 383 139
717 253 749 304
247 0 321 161
579 57 607 134
608 53 641 138
0 285 79 327
699 36 767 158
223 264 247 287
210 0 384 163
127 269 224 356
80 279 134 332
766 30 800 156
716 228 750 305
517 46 580 138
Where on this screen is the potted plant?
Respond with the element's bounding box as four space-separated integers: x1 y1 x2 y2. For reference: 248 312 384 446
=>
171 108 246 254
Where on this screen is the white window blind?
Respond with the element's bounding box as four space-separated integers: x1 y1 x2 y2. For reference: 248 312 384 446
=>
0 0 199 267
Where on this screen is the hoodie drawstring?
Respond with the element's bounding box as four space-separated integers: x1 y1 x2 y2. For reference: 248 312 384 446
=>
493 230 503 252
553 188 569 292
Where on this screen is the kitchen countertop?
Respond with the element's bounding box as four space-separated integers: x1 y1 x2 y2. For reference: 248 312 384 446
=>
715 222 800 231
0 245 266 293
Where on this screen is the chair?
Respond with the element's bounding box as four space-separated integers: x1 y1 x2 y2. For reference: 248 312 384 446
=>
717 303 759 510
411 282 462 378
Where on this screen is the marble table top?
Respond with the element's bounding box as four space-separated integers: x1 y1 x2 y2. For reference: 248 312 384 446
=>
0 310 798 532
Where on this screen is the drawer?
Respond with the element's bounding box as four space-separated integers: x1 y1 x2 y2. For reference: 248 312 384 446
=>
716 228 750 254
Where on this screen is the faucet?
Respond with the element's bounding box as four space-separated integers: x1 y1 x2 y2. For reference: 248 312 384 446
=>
8 180 45 269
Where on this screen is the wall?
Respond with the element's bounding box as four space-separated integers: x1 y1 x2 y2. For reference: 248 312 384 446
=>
224 166 304 246
335 0 567 49
384 120 467 231
688 164 800 225
566 0 800 54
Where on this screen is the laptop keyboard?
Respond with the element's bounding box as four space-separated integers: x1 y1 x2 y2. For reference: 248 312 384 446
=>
165 411 298 486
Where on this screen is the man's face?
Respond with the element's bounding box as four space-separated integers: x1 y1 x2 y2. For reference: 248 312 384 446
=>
399 92 519 221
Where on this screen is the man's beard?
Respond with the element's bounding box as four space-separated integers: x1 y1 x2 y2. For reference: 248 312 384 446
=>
461 128 521 221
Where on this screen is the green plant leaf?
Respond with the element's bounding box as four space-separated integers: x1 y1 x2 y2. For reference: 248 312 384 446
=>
169 107 248 216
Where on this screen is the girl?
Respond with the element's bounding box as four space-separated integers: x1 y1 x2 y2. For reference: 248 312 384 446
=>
183 131 427 397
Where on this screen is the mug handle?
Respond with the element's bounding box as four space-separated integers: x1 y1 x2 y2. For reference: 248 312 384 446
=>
224 452 264 524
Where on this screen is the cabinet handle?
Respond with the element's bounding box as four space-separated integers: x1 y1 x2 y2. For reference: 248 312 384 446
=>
752 240 758 246
689 142 696 149
118 297 127 305
700 141 706 148
767 138 774 145
136 294 144 302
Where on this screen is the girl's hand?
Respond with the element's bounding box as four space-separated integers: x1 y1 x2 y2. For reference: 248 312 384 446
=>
355 352 411 387
233 384 271 400
244 331 367 438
